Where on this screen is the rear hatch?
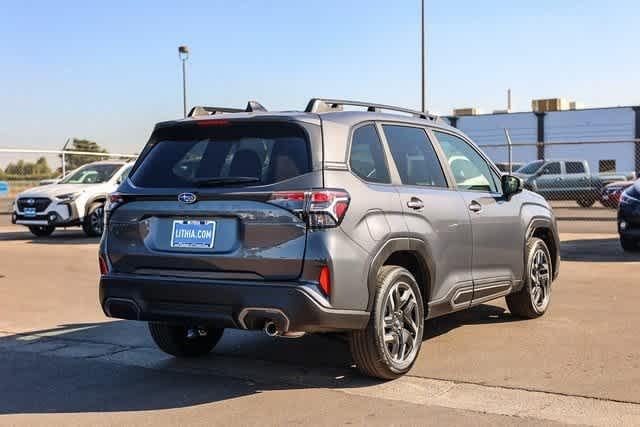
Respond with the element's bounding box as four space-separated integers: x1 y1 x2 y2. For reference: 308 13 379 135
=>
106 119 322 281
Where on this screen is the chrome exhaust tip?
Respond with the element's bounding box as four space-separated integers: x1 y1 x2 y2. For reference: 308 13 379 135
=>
264 321 279 337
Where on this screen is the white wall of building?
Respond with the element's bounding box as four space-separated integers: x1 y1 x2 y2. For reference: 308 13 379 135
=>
544 108 635 173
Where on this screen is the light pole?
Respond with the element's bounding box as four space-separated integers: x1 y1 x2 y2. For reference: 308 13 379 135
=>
420 0 426 113
178 45 190 117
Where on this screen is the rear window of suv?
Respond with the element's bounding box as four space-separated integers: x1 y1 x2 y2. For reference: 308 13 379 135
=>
130 122 311 188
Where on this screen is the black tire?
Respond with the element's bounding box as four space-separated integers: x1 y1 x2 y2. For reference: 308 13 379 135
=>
148 322 224 358
349 266 424 380
577 197 596 208
620 237 640 252
83 202 105 237
506 237 553 319
28 225 55 237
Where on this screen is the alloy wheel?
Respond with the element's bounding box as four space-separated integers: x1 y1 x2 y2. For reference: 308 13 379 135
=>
380 282 420 364
530 248 551 310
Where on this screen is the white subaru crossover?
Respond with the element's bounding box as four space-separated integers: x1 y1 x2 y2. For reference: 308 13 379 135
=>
12 161 133 237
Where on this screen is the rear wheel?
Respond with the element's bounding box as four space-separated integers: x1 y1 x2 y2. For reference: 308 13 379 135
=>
506 237 552 318
349 266 424 380
28 225 55 237
577 197 596 208
83 202 105 237
148 322 224 358
621 236 640 252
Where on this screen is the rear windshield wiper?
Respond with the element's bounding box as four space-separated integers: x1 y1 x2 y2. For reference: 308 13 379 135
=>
192 176 261 187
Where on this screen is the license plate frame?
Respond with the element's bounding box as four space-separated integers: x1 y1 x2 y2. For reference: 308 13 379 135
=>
24 207 37 217
170 220 216 249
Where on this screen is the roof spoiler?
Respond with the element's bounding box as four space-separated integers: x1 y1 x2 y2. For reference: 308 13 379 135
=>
188 101 267 117
305 98 439 121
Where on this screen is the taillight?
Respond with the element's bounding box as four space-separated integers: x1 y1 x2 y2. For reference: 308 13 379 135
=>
105 192 127 224
318 265 331 296
99 254 109 275
267 189 350 228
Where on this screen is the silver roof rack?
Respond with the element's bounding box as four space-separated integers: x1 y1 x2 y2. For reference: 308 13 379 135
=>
305 98 438 121
188 101 267 117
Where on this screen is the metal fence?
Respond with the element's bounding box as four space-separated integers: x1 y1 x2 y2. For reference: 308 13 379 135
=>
480 138 639 221
0 148 137 214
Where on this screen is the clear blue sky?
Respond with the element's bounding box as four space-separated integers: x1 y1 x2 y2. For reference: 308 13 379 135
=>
1 0 639 154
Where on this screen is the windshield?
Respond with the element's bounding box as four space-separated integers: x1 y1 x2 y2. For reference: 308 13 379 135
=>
516 161 544 174
131 122 311 188
60 163 122 184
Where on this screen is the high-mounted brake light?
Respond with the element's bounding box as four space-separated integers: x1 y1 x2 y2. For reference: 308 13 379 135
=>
267 189 350 228
196 119 231 127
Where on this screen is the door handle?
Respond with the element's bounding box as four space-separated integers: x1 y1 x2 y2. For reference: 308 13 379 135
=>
407 197 424 210
469 201 482 213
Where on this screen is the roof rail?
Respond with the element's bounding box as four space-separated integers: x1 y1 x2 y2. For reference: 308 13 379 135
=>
188 101 267 117
305 98 438 121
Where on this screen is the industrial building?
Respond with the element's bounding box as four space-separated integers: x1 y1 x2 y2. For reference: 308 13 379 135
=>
445 100 640 175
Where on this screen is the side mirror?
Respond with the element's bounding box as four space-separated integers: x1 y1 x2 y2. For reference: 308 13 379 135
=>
502 174 523 197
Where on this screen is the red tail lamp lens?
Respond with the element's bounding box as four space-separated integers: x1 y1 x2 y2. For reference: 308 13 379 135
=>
99 255 109 275
319 265 331 297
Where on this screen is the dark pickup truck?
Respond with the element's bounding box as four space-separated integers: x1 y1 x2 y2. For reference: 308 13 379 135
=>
515 160 636 207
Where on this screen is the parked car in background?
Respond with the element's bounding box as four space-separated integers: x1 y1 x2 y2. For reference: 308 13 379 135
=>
601 180 635 209
514 159 636 207
99 98 560 380
12 161 133 237
495 162 524 173
618 180 640 252
39 176 61 186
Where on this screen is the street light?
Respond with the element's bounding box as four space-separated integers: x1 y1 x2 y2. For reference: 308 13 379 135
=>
420 0 426 113
178 45 190 117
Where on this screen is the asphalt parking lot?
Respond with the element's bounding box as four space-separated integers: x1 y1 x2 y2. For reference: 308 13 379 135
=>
1 220 639 426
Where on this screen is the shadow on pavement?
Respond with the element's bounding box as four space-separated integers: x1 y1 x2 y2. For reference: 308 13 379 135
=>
561 238 640 262
0 228 98 244
0 303 519 414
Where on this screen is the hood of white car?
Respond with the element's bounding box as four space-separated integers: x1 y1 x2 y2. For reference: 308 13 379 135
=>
17 184 94 198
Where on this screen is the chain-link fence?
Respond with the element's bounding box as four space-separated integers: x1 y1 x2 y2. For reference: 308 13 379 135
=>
0 149 137 214
480 139 639 221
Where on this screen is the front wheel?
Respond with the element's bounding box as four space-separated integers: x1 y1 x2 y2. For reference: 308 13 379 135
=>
349 266 424 380
506 237 552 318
148 322 224 358
83 202 105 237
28 225 55 237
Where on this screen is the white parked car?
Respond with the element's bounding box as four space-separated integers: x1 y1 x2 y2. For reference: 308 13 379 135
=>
12 161 133 237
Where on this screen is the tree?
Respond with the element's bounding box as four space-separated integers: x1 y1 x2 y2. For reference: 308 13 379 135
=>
63 138 109 170
4 157 53 179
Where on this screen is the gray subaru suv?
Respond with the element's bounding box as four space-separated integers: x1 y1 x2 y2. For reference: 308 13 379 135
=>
99 99 559 379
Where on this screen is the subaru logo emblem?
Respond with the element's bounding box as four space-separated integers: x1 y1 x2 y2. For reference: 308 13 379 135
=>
26 199 35 205
178 192 197 204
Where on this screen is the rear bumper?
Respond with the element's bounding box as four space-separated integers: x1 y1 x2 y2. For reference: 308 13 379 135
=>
99 273 370 333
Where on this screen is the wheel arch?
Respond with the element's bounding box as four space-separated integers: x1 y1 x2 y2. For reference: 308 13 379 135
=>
84 195 107 217
525 218 560 281
367 238 435 316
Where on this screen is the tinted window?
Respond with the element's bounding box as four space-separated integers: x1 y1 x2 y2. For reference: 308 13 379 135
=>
349 125 390 183
131 123 311 188
566 162 586 174
517 161 544 174
435 131 499 193
540 162 561 175
383 125 447 187
60 163 122 184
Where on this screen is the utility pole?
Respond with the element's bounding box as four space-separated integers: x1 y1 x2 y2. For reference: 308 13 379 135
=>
178 45 190 117
420 0 426 112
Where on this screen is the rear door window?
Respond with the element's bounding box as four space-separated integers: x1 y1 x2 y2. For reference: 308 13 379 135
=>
131 122 311 188
349 124 390 183
382 125 447 187
566 162 586 174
